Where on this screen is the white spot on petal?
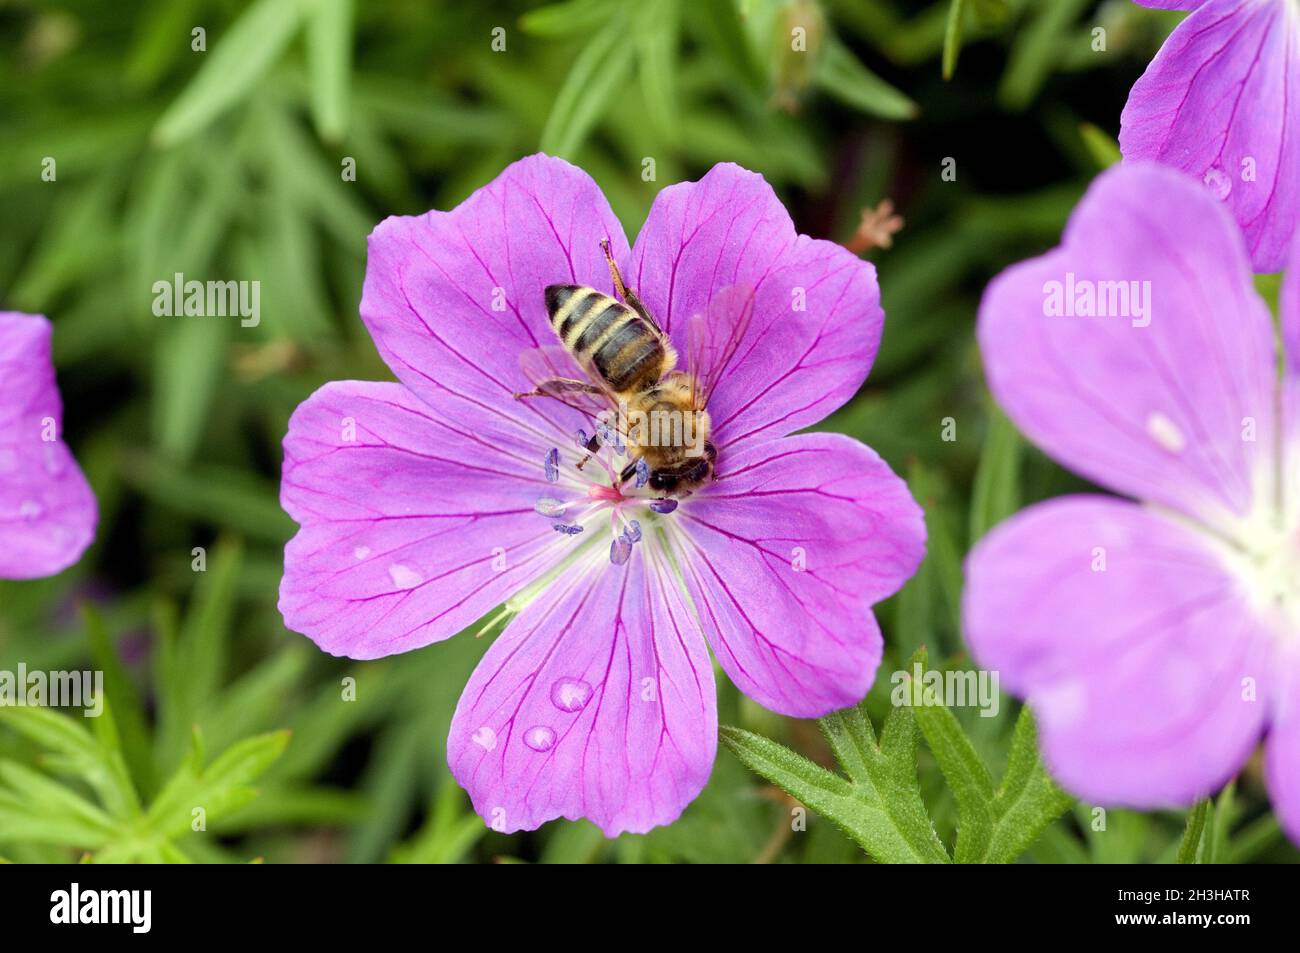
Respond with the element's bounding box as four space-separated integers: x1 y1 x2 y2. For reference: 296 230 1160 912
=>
387 563 422 588
1146 412 1185 453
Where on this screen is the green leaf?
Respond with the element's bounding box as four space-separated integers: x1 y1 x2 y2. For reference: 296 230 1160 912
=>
146 730 290 838
998 0 1092 111
520 0 617 36
636 0 680 141
969 406 1021 544
1177 799 1210 864
305 0 354 142
1078 122 1121 170
908 650 1070 862
0 761 116 835
942 0 966 81
814 37 917 121
983 707 1074 863
85 606 156 798
722 703 949 863
539 11 638 158
1204 780 1236 864
909 652 996 862
153 0 305 145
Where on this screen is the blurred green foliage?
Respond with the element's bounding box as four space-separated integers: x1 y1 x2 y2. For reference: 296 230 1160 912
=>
0 0 1293 863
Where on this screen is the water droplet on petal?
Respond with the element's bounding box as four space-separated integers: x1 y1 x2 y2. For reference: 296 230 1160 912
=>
353 546 371 560
388 563 423 588
535 497 568 518
42 444 66 476
551 678 593 713
523 725 556 752
19 500 43 521
1203 167 1231 201
1146 412 1186 453
472 726 497 751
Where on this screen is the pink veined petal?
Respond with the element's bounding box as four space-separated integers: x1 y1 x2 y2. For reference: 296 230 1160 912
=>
279 380 567 659
1283 236 1300 372
629 163 883 445
1265 647 1300 846
1132 1 1209 9
978 162 1279 538
1120 0 1300 273
359 153 628 447
0 312 96 580
673 432 925 718
964 496 1273 806
447 547 716 836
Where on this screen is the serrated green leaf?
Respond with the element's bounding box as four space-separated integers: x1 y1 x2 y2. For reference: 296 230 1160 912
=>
722 705 949 864
983 707 1074 863
910 651 996 862
146 730 290 838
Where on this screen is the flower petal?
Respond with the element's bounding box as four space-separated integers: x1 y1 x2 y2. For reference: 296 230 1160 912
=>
673 432 925 717
359 153 628 444
1284 235 1300 371
448 548 716 836
629 163 882 445
964 496 1272 806
1265 651 1300 846
1132 1 1208 9
0 313 96 580
1120 0 1300 272
978 162 1279 537
279 380 566 658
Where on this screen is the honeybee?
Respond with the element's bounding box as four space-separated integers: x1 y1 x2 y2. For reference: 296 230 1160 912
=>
514 240 752 496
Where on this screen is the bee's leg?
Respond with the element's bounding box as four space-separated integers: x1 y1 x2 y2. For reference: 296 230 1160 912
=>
513 377 603 400
575 429 602 471
601 239 663 334
618 461 638 485
600 239 629 300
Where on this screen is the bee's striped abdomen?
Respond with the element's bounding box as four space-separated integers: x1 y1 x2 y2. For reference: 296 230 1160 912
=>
544 284 667 395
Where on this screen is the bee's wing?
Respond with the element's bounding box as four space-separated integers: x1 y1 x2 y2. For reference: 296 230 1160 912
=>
685 283 757 411
517 345 628 433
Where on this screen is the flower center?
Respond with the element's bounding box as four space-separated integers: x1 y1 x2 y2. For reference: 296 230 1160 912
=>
534 425 679 565
1244 527 1300 632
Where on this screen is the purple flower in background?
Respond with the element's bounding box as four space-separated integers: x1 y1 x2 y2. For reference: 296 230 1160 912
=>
0 312 96 579
1121 0 1300 272
966 163 1300 842
278 155 925 835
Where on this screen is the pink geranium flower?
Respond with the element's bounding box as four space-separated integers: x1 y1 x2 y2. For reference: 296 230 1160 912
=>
966 163 1300 842
1121 0 1300 272
277 155 925 835
0 312 96 580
